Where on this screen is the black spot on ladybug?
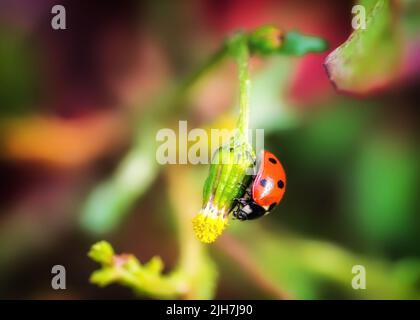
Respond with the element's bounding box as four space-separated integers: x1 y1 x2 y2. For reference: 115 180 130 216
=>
268 157 277 164
268 202 277 211
260 179 267 187
277 180 284 189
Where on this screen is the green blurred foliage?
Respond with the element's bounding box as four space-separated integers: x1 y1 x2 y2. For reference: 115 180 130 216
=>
350 136 418 249
229 223 420 299
402 0 420 35
80 120 160 234
0 27 39 115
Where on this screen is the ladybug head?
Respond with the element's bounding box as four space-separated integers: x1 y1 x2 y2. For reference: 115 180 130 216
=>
234 200 267 221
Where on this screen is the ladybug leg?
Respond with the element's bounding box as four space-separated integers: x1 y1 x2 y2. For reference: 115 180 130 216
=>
236 189 251 201
236 181 252 198
229 198 239 214
236 182 250 196
236 182 247 189
236 198 249 205
232 205 248 220
231 198 248 218
232 197 247 206
232 199 252 221
230 197 244 215
236 210 248 221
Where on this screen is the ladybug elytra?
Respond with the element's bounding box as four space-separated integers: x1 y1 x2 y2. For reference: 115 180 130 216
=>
231 150 286 220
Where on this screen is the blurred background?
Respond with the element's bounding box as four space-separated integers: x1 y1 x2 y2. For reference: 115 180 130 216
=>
0 0 419 299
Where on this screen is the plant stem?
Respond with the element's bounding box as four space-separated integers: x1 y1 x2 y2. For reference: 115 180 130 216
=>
235 36 251 142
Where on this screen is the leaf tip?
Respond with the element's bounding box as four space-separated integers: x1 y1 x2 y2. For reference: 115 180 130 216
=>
88 240 115 265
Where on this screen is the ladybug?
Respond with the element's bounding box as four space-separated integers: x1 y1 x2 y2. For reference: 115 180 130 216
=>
232 150 286 220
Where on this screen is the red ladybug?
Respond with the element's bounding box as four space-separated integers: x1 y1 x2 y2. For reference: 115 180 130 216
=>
232 150 286 220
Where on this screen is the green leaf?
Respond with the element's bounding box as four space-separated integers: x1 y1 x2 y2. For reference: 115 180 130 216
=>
88 241 183 299
277 31 328 56
88 241 114 265
90 268 119 287
144 256 164 274
88 240 218 299
325 0 402 94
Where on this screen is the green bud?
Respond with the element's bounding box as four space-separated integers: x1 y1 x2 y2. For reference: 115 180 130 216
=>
249 25 284 56
193 138 255 243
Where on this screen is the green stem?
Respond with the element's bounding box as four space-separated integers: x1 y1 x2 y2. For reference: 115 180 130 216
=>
235 36 251 142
